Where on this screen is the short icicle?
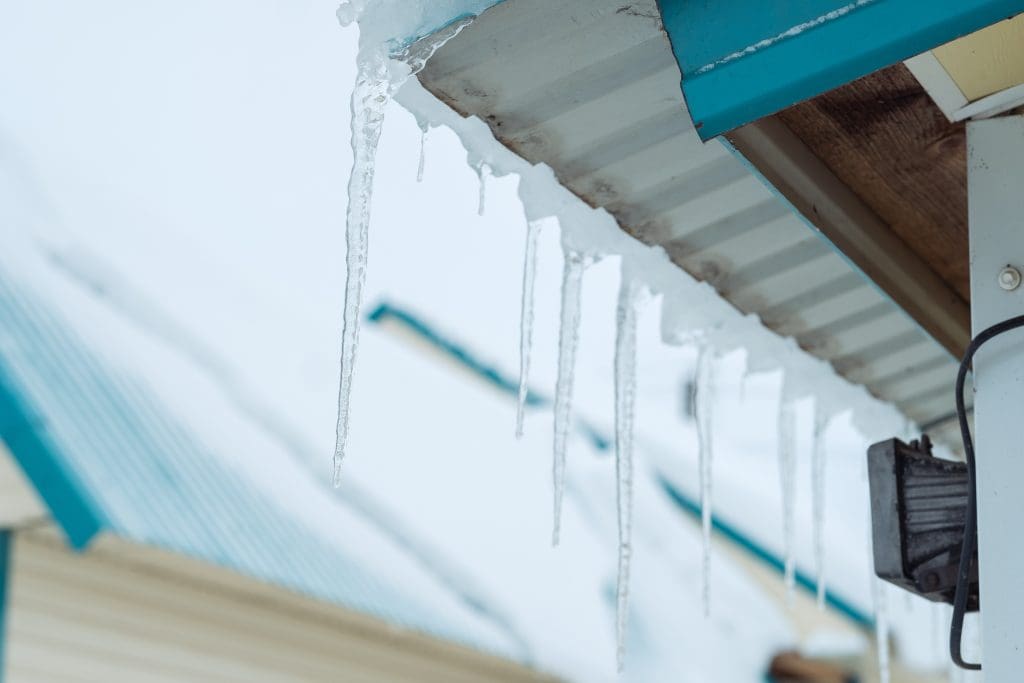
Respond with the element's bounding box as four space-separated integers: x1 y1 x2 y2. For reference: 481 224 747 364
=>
476 163 491 216
333 45 392 483
613 274 641 672
514 219 543 438
873 577 892 683
694 344 716 617
811 405 830 609
777 395 798 601
416 124 429 182
551 248 585 546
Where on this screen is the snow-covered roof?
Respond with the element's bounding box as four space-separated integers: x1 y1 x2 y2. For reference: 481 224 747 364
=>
0 263 524 660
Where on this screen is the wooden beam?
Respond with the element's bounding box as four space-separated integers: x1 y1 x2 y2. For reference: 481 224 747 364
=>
727 117 971 357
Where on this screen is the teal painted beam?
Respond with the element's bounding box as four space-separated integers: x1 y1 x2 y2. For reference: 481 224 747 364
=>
0 530 9 683
657 0 1024 140
0 372 104 550
367 302 610 451
658 477 874 629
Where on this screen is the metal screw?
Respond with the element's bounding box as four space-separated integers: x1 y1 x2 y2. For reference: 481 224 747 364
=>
998 266 1021 291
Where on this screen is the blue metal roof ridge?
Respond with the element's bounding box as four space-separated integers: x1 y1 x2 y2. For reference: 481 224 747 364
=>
0 367 105 550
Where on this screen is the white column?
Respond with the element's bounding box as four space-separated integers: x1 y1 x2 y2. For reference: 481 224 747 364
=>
967 115 1024 677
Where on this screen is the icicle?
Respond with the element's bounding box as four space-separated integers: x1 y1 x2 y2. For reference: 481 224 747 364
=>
811 406 829 609
416 124 428 182
613 275 641 672
863 447 891 683
694 344 716 617
515 219 542 438
873 578 892 683
551 248 585 546
777 397 798 601
475 162 491 215
333 46 392 483
332 11 473 480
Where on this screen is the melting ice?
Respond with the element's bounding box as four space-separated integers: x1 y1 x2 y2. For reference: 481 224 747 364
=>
333 43 392 482
416 123 429 182
551 246 585 546
515 219 542 438
811 406 829 608
873 577 891 683
613 275 641 671
777 396 798 599
476 162 491 216
332 7 474 479
694 344 716 617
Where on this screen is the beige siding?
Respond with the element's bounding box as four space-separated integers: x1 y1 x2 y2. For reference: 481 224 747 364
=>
4 531 556 683
0 446 46 528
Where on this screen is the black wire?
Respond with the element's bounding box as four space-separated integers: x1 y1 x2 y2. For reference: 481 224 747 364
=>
951 313 1024 671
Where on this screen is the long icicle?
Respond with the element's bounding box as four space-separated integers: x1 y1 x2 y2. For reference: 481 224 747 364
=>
552 248 585 546
515 219 542 438
695 344 716 617
333 14 474 480
333 47 391 483
863 444 891 683
811 406 830 608
777 395 798 601
613 275 640 672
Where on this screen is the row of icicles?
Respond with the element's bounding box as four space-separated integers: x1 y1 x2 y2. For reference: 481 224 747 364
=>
512 228 838 671
331 27 902 679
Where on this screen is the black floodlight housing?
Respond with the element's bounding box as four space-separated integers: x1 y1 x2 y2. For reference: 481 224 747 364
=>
867 435 978 611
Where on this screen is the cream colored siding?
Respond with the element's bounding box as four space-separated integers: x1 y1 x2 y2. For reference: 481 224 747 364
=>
4 531 555 683
0 446 45 528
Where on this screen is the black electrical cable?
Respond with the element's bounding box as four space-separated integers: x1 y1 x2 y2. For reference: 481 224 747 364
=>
950 313 1024 671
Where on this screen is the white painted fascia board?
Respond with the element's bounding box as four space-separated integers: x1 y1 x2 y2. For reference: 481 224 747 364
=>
950 82 1024 122
904 51 968 121
906 51 1024 123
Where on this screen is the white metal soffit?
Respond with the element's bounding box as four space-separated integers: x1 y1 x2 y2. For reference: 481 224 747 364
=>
415 0 962 443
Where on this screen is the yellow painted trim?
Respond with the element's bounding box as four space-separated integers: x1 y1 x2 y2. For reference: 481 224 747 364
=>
933 15 1024 101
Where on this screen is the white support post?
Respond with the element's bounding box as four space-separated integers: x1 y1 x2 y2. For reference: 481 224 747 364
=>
968 115 1024 677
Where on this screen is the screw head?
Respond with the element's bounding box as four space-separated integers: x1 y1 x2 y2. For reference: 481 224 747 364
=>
998 266 1021 291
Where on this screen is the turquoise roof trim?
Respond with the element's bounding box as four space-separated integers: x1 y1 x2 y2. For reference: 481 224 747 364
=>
657 0 1024 139
0 272 521 660
0 372 104 550
368 302 610 452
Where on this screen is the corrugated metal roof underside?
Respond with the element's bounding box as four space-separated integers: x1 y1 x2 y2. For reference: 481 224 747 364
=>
416 0 963 446
0 271 521 662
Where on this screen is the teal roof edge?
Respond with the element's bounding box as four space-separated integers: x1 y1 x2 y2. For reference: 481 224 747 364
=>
0 370 105 550
657 0 1024 140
